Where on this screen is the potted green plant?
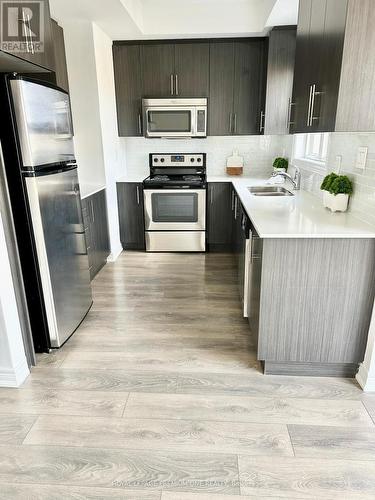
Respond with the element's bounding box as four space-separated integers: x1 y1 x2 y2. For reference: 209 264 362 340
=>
273 157 288 173
320 173 353 212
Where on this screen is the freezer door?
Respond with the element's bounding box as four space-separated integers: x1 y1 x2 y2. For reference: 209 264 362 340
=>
10 79 74 169
25 168 92 347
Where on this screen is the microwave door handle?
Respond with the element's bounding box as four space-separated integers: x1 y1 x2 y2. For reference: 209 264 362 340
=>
191 108 197 137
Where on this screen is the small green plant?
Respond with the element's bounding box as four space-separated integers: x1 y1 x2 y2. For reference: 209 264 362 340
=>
273 157 288 171
321 172 353 195
320 172 338 191
329 175 353 195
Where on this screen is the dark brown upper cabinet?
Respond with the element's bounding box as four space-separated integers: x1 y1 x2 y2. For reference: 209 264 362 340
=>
174 42 209 97
291 0 348 133
113 44 143 136
113 40 209 136
209 39 267 136
264 27 296 135
51 20 69 92
209 42 235 136
233 39 267 135
140 41 209 98
140 43 175 97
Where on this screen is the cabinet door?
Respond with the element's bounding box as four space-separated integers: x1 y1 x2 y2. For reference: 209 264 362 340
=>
306 0 329 131
248 229 262 348
174 42 209 97
314 0 348 131
19 0 54 70
207 183 233 250
233 39 267 135
92 190 110 269
141 44 175 97
209 42 235 135
291 0 314 133
113 44 143 136
232 192 243 268
336 0 375 131
264 28 296 135
117 183 145 250
51 20 69 92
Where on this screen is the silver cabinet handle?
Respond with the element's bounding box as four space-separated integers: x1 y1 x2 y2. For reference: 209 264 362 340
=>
170 74 174 95
233 113 237 134
229 113 233 134
307 85 313 127
90 200 95 223
175 74 179 96
136 185 140 205
138 114 142 135
234 195 238 219
231 189 235 210
309 84 323 126
259 111 265 132
210 185 213 205
287 97 295 129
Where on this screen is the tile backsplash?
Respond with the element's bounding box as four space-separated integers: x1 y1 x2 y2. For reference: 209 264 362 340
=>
292 132 375 226
122 135 293 179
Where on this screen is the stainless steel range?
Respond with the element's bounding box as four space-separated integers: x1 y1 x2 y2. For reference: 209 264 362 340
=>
143 153 206 252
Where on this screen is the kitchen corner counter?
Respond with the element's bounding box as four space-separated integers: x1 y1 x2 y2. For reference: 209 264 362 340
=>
117 175 147 183
229 177 375 239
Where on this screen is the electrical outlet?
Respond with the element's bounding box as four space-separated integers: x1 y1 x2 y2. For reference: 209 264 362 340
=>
356 147 368 170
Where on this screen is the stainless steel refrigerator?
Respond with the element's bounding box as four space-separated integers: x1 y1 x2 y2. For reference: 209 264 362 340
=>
1 76 92 349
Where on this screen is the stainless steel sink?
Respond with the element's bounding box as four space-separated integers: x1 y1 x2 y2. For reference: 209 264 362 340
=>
248 186 294 197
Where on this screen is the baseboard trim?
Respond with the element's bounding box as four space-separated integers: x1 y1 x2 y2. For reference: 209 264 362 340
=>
0 357 29 387
107 246 122 262
356 363 375 392
264 360 358 378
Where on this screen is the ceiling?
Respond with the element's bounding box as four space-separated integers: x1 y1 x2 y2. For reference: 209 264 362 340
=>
50 0 299 40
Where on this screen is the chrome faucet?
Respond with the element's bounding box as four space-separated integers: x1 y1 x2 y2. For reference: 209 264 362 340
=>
271 166 301 190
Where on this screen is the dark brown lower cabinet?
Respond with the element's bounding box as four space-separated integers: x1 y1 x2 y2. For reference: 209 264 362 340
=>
207 182 234 251
117 182 145 250
81 189 110 281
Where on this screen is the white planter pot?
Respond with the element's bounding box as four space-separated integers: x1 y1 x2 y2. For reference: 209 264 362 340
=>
323 191 349 212
273 167 286 173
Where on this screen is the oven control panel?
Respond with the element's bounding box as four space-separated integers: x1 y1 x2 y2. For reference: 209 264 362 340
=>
150 153 205 167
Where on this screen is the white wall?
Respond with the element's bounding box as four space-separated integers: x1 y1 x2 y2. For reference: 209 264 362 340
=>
0 213 29 387
62 20 123 259
122 135 293 180
291 132 375 227
92 23 123 260
62 20 106 198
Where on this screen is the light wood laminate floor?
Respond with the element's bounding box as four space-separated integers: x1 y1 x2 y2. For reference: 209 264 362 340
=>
1 252 375 499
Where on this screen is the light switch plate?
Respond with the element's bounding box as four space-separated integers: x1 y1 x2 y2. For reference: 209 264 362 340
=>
356 147 368 170
335 155 342 171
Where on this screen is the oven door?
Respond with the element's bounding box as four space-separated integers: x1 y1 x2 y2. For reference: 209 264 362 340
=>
144 107 195 138
144 189 206 231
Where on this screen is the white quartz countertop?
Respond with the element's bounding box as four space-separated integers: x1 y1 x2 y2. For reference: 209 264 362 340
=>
232 177 375 238
81 185 106 199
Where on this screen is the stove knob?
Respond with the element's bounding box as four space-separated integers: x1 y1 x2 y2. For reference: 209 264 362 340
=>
154 158 159 163
160 158 165 163
197 158 202 163
190 158 195 163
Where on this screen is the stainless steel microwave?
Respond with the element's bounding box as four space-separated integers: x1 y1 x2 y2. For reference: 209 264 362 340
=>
142 98 207 138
